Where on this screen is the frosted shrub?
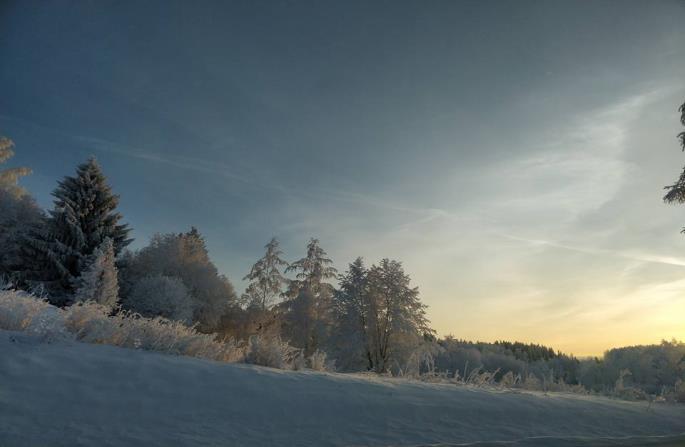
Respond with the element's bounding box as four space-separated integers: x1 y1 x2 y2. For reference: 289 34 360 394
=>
466 367 499 386
63 301 244 362
118 229 235 332
521 373 542 391
608 368 648 400
614 368 631 392
394 349 454 382
500 371 520 387
1 291 304 370
245 335 299 369
124 275 194 324
292 351 307 371
63 301 114 343
308 349 333 372
25 306 71 341
0 289 57 332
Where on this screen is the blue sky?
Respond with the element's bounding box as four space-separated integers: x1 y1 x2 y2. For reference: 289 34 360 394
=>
1 0 685 354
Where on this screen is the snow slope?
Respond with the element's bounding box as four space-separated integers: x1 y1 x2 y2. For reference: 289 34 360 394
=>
1 330 684 447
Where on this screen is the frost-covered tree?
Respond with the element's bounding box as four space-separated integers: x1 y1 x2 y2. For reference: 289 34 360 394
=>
333 258 433 373
242 237 288 310
124 275 194 323
17 158 131 303
280 238 337 356
73 238 118 307
119 228 237 331
0 136 32 198
0 192 43 280
50 158 132 256
283 287 317 353
0 135 44 281
663 101 685 221
331 257 371 371
285 238 337 295
364 259 432 373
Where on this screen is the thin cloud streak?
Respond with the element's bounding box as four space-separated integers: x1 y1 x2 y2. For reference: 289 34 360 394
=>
0 113 449 225
496 232 685 268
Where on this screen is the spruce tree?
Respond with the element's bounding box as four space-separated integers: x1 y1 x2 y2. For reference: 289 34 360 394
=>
285 238 337 295
50 158 132 256
19 158 131 304
242 237 288 310
332 257 372 371
281 238 337 356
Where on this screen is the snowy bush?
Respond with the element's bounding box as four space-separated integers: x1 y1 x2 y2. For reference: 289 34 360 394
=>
308 350 327 371
118 229 237 332
73 238 119 307
124 275 194 324
465 367 499 386
396 344 441 378
308 349 334 372
292 352 307 371
0 290 244 363
245 335 299 369
25 306 71 341
0 289 55 331
64 301 244 362
521 373 542 390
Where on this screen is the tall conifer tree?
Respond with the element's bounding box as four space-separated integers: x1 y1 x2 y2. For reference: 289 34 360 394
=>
332 257 371 371
281 238 337 356
19 158 131 304
243 237 288 310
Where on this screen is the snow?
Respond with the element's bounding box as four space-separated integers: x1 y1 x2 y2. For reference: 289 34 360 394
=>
1 330 684 447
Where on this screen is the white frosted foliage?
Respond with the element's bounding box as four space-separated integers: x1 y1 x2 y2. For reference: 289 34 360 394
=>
126 275 194 323
74 239 119 307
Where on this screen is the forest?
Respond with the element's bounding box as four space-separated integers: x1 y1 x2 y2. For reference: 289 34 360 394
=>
0 116 684 402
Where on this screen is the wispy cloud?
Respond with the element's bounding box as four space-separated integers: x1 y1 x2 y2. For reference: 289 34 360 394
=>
496 232 685 268
1 113 450 227
75 135 263 187
86 134 465 226
486 88 669 217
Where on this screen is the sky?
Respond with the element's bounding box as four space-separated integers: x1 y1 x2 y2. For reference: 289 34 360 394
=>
1 0 685 356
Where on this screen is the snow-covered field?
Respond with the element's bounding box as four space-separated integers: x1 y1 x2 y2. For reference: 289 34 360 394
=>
1 330 684 447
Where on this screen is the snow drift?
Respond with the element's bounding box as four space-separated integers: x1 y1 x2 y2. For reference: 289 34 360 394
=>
1 330 684 447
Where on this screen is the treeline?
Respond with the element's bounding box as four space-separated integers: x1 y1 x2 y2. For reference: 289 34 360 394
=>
427 337 684 401
0 136 683 401
0 140 431 373
433 337 579 383
580 340 685 397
